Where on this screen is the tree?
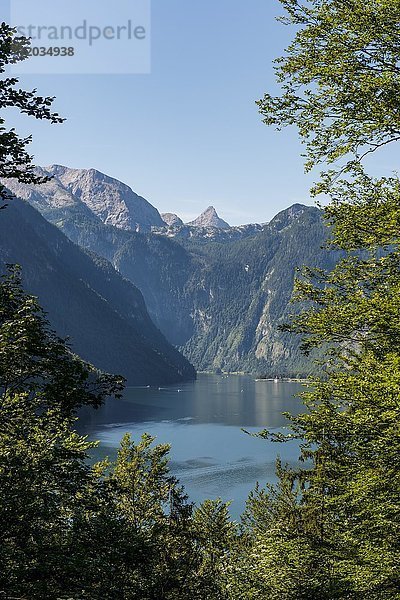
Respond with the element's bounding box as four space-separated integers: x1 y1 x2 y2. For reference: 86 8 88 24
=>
0 269 219 599
0 267 125 598
0 390 101 598
0 265 124 413
233 1 400 598
0 22 64 206
193 498 236 599
96 433 206 600
258 0 400 185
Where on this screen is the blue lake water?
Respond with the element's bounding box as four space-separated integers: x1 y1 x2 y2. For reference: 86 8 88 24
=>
79 373 304 519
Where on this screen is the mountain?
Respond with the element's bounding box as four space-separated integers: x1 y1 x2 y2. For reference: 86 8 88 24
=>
179 204 337 375
4 167 336 377
161 213 184 227
48 165 167 231
112 205 335 377
187 206 230 229
0 198 195 385
153 222 263 243
4 166 166 233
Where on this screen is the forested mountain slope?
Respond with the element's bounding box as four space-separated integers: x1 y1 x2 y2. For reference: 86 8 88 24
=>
0 199 195 384
6 170 337 376
180 204 336 375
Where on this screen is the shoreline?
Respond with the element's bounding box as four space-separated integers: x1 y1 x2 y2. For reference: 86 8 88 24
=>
197 371 308 383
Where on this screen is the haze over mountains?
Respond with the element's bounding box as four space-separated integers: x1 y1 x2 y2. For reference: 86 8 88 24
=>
3 166 333 379
0 197 195 385
6 165 231 233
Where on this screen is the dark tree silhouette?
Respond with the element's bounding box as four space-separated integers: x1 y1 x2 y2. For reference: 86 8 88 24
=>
0 22 64 207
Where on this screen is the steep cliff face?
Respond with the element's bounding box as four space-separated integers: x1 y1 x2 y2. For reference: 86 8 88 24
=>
0 199 195 384
161 213 184 227
187 206 230 229
4 166 166 232
4 166 336 377
178 205 335 376
106 204 334 377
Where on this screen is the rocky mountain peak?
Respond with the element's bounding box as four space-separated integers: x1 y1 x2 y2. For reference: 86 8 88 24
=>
45 165 165 232
187 206 230 229
268 203 315 231
161 213 184 227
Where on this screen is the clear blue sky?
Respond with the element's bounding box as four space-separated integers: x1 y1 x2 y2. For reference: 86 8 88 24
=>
4 1 337 224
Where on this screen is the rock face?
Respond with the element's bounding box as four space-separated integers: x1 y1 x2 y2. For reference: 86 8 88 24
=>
161 213 184 227
4 166 336 377
0 198 195 385
153 222 263 243
187 206 230 229
3 166 166 232
47 165 166 231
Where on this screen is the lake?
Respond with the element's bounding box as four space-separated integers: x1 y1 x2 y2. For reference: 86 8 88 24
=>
79 373 304 519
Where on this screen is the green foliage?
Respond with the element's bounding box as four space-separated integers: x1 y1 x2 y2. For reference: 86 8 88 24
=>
0 267 123 597
0 265 124 412
109 433 176 530
273 184 400 597
193 498 236 597
0 268 229 598
0 22 64 205
0 200 196 385
258 0 400 182
234 1 400 598
0 390 98 597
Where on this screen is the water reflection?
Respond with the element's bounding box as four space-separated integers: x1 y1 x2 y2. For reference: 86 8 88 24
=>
80 374 303 430
78 374 304 518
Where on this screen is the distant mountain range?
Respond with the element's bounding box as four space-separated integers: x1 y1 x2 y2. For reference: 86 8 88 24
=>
187 206 230 229
0 198 195 385
5 165 231 234
161 213 184 227
3 166 336 378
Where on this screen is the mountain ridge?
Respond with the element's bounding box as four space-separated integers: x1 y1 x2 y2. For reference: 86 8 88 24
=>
187 206 230 229
3 166 331 377
0 198 195 384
